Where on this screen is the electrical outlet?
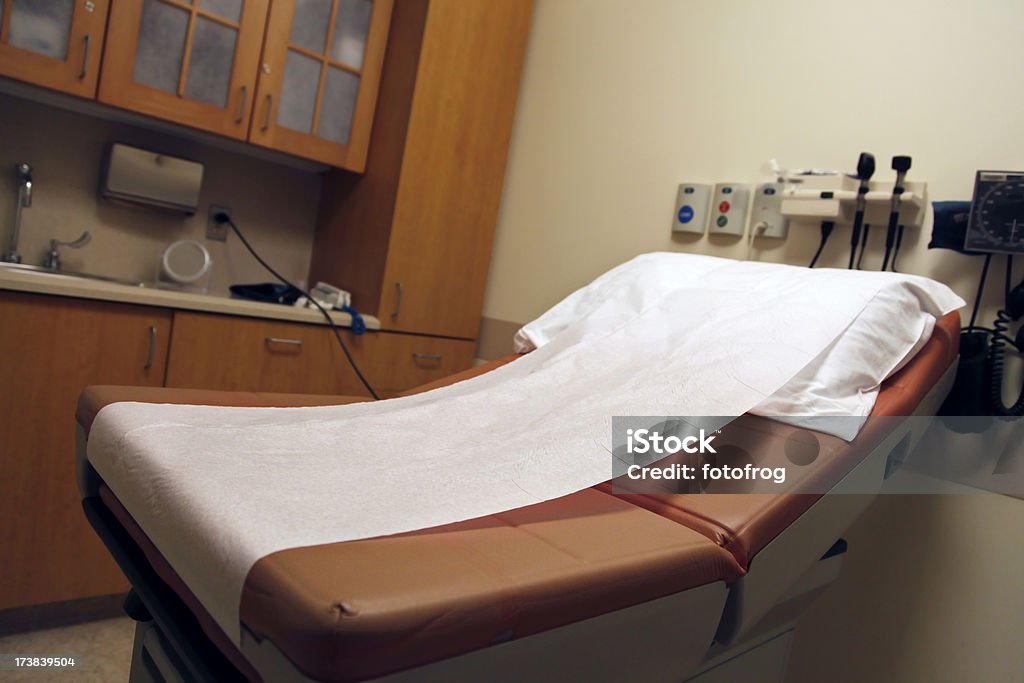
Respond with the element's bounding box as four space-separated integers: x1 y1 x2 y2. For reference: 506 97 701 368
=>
750 183 788 239
709 183 750 237
672 183 711 235
206 204 230 241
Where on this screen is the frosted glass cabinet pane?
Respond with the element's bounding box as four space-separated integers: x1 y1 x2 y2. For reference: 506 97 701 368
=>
184 16 237 108
199 0 242 23
277 50 321 134
318 67 359 144
289 0 331 53
9 0 74 60
329 0 371 69
133 0 189 94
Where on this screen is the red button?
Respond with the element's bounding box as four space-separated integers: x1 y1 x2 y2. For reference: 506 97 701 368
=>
719 201 731 213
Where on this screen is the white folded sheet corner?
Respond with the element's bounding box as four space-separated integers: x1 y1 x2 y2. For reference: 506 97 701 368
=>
87 253 963 645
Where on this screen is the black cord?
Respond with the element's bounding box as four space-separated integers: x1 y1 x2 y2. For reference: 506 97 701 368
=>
855 224 870 269
890 225 905 272
968 253 992 331
808 221 835 269
216 213 380 400
848 215 863 269
988 308 1024 416
1006 254 1014 301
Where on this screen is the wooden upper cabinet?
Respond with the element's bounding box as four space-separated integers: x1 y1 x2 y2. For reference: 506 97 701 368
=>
311 0 532 339
98 0 270 140
0 0 110 98
247 0 392 171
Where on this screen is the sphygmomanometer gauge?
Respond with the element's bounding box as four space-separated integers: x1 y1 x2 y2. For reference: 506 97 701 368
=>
967 172 1024 254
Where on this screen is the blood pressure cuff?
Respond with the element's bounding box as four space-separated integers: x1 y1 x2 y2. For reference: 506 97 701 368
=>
929 201 984 255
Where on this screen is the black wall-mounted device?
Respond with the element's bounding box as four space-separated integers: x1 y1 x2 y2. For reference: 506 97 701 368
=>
966 171 1024 254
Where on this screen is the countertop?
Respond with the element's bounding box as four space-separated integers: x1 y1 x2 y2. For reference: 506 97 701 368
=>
0 265 381 330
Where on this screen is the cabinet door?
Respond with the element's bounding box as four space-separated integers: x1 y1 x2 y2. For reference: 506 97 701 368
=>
248 0 392 171
378 0 532 338
165 311 373 396
0 0 109 97
0 292 171 610
97 0 269 139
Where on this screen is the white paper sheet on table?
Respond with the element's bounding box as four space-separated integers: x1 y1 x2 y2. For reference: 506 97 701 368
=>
88 257 933 645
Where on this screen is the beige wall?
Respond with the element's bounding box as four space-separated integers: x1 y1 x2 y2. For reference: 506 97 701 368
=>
0 94 322 296
485 1 1024 680
485 0 1023 328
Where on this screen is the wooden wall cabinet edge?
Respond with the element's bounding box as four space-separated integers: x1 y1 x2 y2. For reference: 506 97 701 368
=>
310 0 535 340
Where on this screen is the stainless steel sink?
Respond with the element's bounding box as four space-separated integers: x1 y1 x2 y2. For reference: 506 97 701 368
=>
0 261 148 288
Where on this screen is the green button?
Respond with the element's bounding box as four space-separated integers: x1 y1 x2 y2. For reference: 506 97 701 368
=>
716 215 728 228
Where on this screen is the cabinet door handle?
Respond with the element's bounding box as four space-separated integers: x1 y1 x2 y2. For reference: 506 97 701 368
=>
266 336 303 347
79 34 91 80
143 325 156 370
391 282 403 319
412 352 442 362
262 94 274 131
236 85 248 123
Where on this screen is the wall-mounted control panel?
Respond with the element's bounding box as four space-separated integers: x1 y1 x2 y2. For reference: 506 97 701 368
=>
673 183 711 235
750 182 788 239
709 183 750 237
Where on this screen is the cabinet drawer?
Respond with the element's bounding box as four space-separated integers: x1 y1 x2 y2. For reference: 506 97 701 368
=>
347 332 477 396
166 312 477 398
166 312 369 396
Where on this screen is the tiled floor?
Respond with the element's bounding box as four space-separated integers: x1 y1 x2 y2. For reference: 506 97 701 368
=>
0 617 134 682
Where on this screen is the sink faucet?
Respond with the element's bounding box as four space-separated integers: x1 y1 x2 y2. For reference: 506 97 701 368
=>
44 231 92 271
2 163 33 264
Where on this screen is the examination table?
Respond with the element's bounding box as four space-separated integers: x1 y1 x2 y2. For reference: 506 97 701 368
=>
75 312 960 683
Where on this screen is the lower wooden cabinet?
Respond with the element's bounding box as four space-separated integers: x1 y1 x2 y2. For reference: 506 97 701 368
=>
0 291 170 611
165 311 476 398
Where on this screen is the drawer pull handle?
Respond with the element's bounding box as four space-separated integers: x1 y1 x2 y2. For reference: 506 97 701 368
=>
236 84 248 124
80 34 91 80
391 282 403 320
143 325 156 370
262 93 274 131
412 352 442 362
266 337 303 347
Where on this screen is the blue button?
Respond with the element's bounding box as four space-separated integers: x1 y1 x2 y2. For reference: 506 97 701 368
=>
678 205 695 223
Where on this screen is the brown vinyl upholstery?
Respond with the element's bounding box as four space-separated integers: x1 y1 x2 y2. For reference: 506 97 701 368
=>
240 489 741 682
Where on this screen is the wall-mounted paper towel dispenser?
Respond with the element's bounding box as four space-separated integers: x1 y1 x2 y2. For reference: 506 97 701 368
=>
101 144 204 215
